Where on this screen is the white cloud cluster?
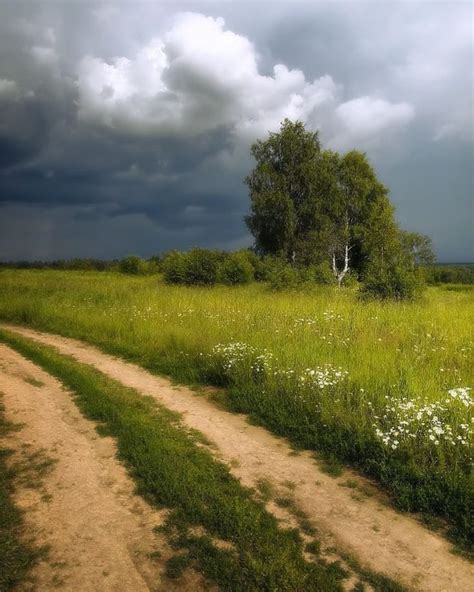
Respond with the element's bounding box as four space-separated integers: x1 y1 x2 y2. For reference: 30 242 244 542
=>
77 12 414 147
332 96 415 148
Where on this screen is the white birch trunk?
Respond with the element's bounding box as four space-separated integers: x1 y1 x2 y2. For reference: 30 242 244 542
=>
332 244 350 287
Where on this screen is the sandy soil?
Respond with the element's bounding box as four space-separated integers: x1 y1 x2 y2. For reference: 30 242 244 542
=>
2 324 474 592
0 343 207 592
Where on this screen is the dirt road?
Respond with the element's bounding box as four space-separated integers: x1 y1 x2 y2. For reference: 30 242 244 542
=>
0 342 205 592
1 324 473 591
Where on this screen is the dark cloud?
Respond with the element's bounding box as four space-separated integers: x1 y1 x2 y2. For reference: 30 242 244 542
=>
0 1 472 262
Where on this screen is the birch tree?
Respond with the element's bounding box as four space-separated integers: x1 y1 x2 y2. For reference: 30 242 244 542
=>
245 119 406 287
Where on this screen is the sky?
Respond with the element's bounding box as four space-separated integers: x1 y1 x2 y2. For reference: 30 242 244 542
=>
0 1 472 262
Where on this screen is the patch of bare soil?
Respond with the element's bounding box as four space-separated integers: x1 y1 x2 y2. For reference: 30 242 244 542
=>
3 325 474 592
0 343 207 592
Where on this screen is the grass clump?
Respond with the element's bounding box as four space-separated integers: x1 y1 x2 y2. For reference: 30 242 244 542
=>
0 329 345 591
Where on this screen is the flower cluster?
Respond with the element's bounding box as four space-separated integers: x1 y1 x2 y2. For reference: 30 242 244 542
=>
211 342 349 398
447 387 472 408
211 342 273 375
297 366 349 389
372 389 473 452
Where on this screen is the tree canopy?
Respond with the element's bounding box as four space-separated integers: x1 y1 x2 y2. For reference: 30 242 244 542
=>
245 119 432 292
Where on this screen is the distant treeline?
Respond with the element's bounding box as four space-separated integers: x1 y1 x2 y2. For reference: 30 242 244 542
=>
423 265 474 285
1 253 473 286
0 258 118 271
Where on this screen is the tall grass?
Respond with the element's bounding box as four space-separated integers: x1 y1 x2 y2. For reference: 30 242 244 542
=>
0 270 472 546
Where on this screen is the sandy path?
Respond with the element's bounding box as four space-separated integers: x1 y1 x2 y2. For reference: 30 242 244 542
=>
3 325 474 592
0 343 207 592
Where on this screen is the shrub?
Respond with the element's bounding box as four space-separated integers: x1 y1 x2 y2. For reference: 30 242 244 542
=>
218 253 254 285
161 251 188 284
254 256 281 282
268 261 306 291
119 255 148 275
361 265 424 301
184 248 220 285
309 262 337 285
235 249 260 271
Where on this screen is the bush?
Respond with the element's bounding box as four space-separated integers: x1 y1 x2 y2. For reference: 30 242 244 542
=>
309 262 337 285
218 253 254 285
268 261 307 291
184 248 220 285
161 251 189 284
361 265 424 301
235 249 260 271
253 256 280 282
119 255 148 275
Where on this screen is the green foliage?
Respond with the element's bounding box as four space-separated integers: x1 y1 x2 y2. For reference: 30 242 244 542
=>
184 249 220 285
217 252 254 285
0 258 118 271
400 232 435 267
161 249 221 286
245 119 431 299
267 260 336 290
119 255 149 275
253 255 280 282
360 199 428 299
245 119 392 273
424 265 474 285
361 265 424 301
310 262 337 286
268 261 304 291
162 249 257 287
161 251 189 284
0 330 345 591
246 119 320 261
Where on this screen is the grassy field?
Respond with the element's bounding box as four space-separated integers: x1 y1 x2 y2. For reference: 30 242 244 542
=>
0 270 472 546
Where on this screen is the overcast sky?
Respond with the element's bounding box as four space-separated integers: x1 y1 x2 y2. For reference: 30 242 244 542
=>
0 1 472 262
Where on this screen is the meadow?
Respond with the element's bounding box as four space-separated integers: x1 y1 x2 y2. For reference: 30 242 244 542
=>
0 270 472 546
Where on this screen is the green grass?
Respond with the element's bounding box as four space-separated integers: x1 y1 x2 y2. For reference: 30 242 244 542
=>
0 328 347 591
0 398 42 591
0 270 472 547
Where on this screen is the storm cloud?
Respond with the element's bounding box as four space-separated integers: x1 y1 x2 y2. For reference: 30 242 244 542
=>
0 1 472 261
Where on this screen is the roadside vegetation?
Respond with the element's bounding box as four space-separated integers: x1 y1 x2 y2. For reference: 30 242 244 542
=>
0 328 351 591
0 271 472 549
